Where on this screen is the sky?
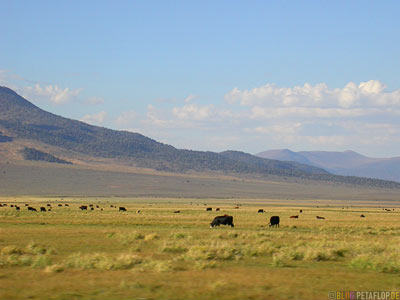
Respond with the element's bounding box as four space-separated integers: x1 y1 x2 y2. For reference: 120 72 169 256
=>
1 0 400 157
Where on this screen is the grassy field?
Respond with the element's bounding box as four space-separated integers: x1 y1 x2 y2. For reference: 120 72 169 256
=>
0 197 400 300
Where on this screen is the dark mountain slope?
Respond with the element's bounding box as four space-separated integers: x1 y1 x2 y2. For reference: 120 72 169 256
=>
257 149 400 183
1 86 400 188
0 86 328 175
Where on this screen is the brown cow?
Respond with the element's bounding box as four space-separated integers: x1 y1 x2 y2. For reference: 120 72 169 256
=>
290 215 299 218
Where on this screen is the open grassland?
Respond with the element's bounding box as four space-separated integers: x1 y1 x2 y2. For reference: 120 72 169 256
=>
0 197 400 300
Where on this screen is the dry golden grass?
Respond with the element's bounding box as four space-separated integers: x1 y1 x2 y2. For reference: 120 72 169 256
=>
0 197 400 300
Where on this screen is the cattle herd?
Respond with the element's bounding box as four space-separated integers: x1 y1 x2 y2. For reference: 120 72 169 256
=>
1 202 397 228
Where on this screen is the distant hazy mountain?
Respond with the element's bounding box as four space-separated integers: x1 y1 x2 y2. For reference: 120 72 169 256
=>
1 85 399 188
256 149 400 182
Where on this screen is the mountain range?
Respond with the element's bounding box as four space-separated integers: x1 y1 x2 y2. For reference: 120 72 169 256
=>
1 85 399 189
256 149 400 183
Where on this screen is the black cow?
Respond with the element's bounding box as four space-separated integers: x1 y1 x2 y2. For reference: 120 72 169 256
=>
316 216 325 220
28 207 37 212
119 207 127 212
216 208 220 211
206 207 212 211
258 209 264 213
210 215 234 228
58 204 62 207
15 206 20 211
300 209 303 213
269 216 280 227
360 214 365 218
46 204 51 207
40 207 46 212
79 205 88 210
174 210 180 213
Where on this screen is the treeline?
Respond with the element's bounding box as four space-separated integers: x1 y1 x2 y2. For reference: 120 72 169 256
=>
21 147 72 165
0 130 13 142
2 86 400 189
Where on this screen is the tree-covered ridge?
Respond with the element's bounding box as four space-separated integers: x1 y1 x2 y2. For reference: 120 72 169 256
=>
0 130 13 142
1 86 400 188
21 147 72 165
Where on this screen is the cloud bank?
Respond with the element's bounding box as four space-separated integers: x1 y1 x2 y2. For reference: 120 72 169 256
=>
117 81 400 156
22 84 82 105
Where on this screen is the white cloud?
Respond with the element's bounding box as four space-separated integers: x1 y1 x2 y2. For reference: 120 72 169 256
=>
86 97 104 105
225 80 400 108
81 111 107 125
172 103 214 120
115 110 137 127
22 84 82 105
249 106 380 119
184 94 197 103
132 80 400 155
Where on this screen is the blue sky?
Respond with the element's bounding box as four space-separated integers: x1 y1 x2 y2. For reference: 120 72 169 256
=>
1 1 400 157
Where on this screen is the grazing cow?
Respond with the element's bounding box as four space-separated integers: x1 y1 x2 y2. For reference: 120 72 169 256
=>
316 216 325 220
300 209 303 213
206 207 212 211
15 206 20 211
28 207 37 212
65 204 69 207
290 215 299 218
174 210 180 213
96 205 99 208
25 204 29 206
216 208 220 211
89 204 94 207
79 205 88 211
46 204 51 207
10 205 14 207
210 215 234 228
258 209 264 213
119 207 127 212
90 207 94 211
137 210 141 214
269 216 280 227
110 205 114 208
234 206 239 209
360 214 365 218
40 207 46 212
58 204 62 207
